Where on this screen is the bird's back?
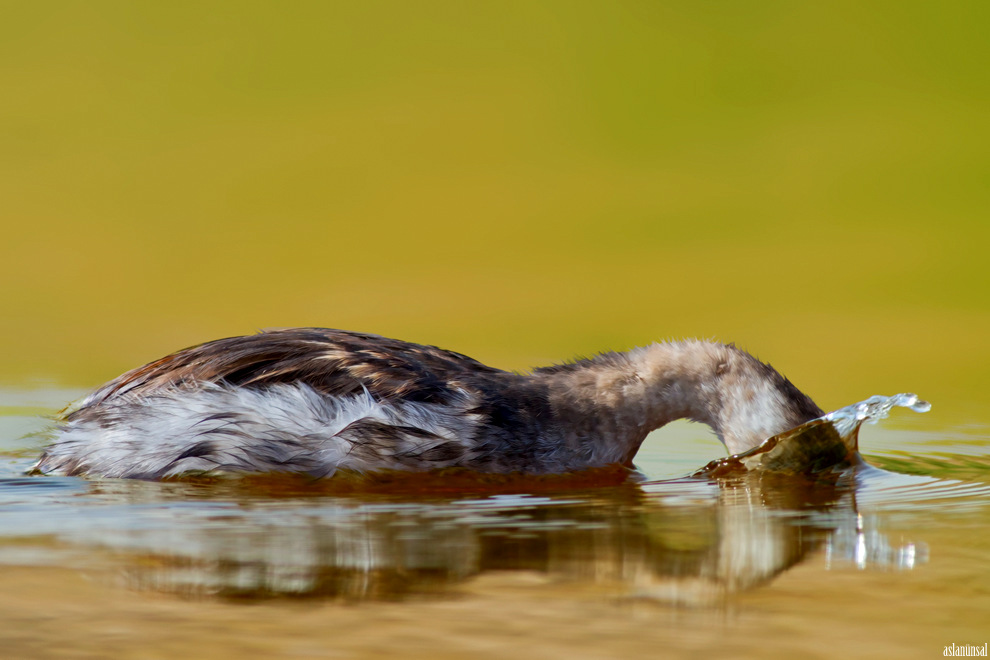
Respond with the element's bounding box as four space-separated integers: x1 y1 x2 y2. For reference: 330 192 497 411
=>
77 327 505 409
37 329 560 479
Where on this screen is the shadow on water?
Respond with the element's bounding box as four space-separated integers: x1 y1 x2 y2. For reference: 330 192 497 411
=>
1 392 984 607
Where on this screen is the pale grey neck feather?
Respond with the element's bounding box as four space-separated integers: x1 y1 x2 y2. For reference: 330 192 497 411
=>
539 341 822 461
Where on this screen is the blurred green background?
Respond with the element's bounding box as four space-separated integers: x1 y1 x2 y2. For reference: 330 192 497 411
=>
1 1 987 414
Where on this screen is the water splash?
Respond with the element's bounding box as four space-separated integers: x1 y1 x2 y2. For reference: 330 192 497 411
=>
695 393 931 477
824 393 931 437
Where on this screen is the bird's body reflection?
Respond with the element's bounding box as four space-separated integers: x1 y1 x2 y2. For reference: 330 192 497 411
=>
57 394 931 605
87 465 913 606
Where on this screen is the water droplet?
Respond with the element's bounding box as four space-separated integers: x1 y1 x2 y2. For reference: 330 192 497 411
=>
823 393 930 437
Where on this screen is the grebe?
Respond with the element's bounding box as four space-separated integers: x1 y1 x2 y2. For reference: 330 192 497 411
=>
33 328 823 480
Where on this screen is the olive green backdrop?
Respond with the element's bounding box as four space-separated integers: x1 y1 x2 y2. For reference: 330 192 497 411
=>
2 1 987 415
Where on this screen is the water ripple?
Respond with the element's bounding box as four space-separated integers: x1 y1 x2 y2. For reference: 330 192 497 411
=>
855 464 990 510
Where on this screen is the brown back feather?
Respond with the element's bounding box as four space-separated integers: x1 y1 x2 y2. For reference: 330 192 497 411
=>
84 328 506 408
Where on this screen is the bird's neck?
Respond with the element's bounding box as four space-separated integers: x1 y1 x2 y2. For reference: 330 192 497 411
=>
541 341 823 464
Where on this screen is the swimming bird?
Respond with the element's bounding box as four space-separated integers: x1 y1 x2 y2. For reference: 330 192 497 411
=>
33 328 823 480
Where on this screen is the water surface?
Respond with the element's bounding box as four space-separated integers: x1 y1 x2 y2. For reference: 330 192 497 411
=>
1 387 987 659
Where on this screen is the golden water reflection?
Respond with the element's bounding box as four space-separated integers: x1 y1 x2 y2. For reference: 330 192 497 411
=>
1 391 988 658
22 468 920 607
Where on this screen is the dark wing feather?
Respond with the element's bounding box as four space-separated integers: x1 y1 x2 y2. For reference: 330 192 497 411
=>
82 328 506 407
